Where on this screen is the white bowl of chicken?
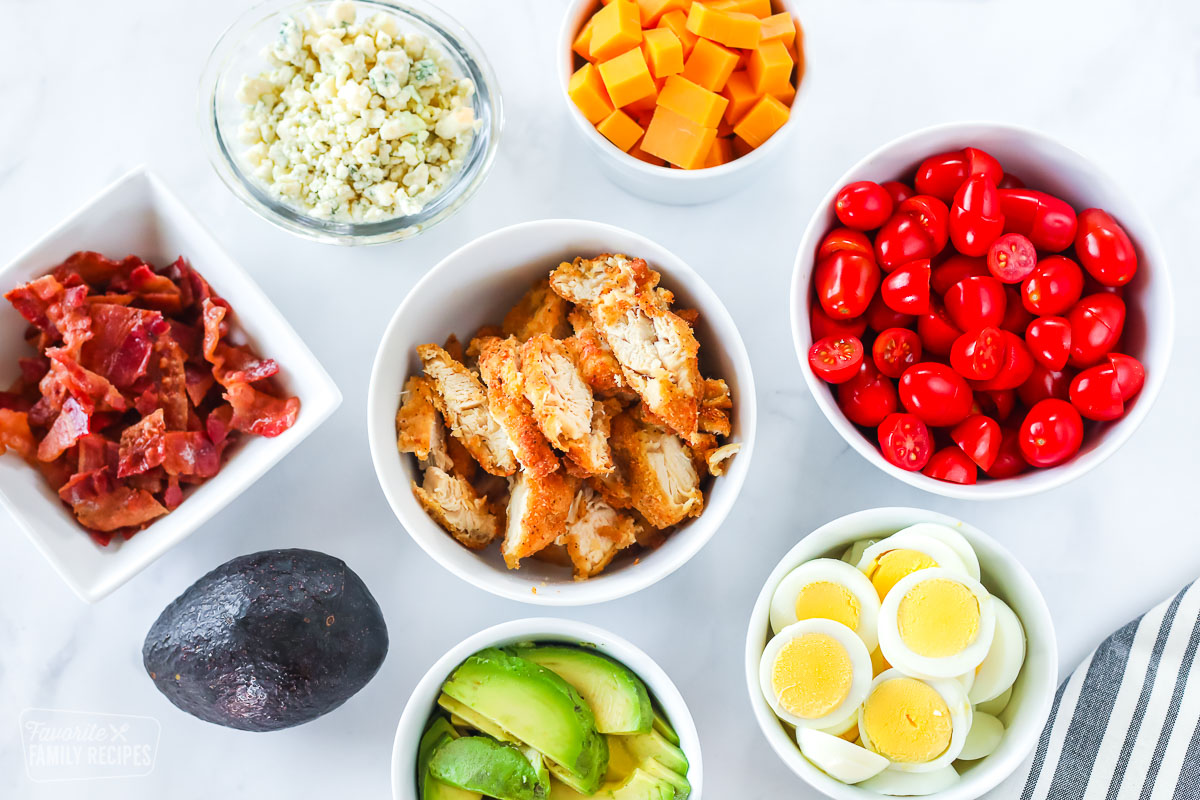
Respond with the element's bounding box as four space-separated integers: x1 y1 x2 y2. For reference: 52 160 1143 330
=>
368 219 755 605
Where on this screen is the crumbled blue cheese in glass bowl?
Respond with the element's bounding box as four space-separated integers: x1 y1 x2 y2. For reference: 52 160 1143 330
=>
235 0 480 223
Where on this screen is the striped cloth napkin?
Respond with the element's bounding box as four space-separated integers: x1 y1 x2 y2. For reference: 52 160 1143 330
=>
1021 582 1200 800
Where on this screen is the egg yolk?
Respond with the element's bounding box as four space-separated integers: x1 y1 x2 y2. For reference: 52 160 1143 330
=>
771 633 853 719
871 648 892 676
862 677 953 763
794 581 861 631
897 578 980 658
866 549 939 600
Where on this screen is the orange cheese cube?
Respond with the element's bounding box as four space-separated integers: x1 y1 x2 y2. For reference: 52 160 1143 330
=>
573 17 596 61
703 136 734 168
706 0 737 9
786 17 805 63
770 80 796 106
717 118 735 138
591 0 643 61
657 10 699 57
681 38 739 91
626 77 664 114
760 12 796 44
636 0 690 27
684 4 762 50
732 135 754 158
598 48 657 108
569 63 615 124
724 0 773 17
733 93 789 148
641 106 718 169
658 75 729 128
747 40 793 95
630 141 667 166
720 70 759 124
642 27 684 79
597 109 646 152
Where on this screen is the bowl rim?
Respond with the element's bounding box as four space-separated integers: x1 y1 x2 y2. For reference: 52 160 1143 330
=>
743 506 1059 800
366 217 757 605
390 616 704 800
788 120 1176 500
197 0 504 246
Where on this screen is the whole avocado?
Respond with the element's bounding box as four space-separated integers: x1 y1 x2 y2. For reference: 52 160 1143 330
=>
142 548 388 732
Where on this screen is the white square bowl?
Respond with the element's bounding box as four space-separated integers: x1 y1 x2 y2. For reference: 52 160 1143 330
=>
0 167 342 602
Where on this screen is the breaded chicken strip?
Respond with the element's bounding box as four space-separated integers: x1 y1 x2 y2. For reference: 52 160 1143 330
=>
561 485 640 580
502 469 576 569
520 334 615 476
413 466 500 550
418 343 517 476
610 411 704 529
567 308 637 402
549 254 701 438
395 375 478 478
705 442 741 476
503 278 571 341
476 336 560 477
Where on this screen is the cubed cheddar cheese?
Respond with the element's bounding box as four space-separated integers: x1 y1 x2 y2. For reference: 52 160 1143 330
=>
658 75 729 128
733 93 789 148
703 136 734 168
626 77 664 114
591 0 643 61
630 140 667 166
725 0 773 17
569 63 615 124
732 135 754 158
684 4 762 49
641 106 718 169
598 48 657 107
720 70 758 124
770 80 796 106
657 10 699 57
747 40 793 95
596 109 645 152
636 0 690 27
681 38 739 91
760 12 796 44
642 27 684 79
573 17 595 61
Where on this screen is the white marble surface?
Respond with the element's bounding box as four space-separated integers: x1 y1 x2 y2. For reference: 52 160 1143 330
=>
1 0 1198 797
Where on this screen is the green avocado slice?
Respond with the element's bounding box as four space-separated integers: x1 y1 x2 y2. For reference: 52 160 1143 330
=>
640 758 691 799
511 645 653 735
651 707 680 747
438 693 520 743
547 769 675 800
622 730 689 777
417 719 480 800
428 736 549 800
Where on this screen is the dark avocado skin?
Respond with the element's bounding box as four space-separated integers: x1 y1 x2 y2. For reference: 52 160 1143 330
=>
142 549 388 732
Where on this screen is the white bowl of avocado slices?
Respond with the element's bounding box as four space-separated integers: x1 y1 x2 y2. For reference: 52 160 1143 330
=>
393 617 702 800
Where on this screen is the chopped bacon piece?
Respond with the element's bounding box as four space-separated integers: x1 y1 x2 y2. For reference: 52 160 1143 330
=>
117 408 166 478
19 357 49 385
163 476 183 510
224 382 300 438
37 398 91 462
52 251 140 287
0 409 35 459
184 364 215 407
77 433 118 474
42 349 128 414
80 304 166 388
72 486 167 532
162 431 220 478
206 404 234 445
213 343 279 386
153 339 189 430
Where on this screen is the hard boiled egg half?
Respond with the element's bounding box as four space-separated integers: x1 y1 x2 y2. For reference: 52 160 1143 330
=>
797 727 888 784
770 559 882 651
858 668 972 772
857 525 978 601
878 568 996 680
760 619 873 729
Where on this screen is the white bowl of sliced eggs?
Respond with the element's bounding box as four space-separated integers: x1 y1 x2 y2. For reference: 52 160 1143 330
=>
745 507 1057 800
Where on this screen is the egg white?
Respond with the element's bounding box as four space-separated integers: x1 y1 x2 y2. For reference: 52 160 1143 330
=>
858 668 973 773
770 558 882 650
975 685 1013 717
859 765 960 796
958 712 1004 761
760 619 874 729
857 532 973 595
890 523 981 580
969 597 1026 704
878 569 997 680
798 727 889 784
841 538 878 566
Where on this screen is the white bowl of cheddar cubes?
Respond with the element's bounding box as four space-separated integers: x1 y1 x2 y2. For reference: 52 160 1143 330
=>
201 0 501 244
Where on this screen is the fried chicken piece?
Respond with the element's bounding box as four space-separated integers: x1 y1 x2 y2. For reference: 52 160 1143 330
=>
502 469 576 569
503 278 571 341
703 377 732 409
413 466 500 550
550 254 702 438
567 308 637 401
418 343 517 476
675 308 700 327
465 325 504 360
520 334 615 476
706 442 741 476
395 376 447 467
476 337 559 477
610 411 704 529
560 485 640 580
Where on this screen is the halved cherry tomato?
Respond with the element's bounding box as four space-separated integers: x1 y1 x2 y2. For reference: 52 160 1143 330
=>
986 427 1028 478
962 147 1004 184
951 414 1001 471
835 181 894 231
1019 399 1083 467
878 412 933 471
1067 293 1125 367
808 335 864 384
1107 353 1145 400
1069 365 1124 421
1000 286 1034 334
950 175 1005 257
875 212 935 271
899 195 950 254
1022 255 1084 315
1025 316 1072 370
882 181 914 206
987 233 1038 283
899 362 974 426
945 276 1007 331
1075 208 1138 287
811 304 867 341
915 151 969 201
997 173 1025 190
838 360 899 427
881 259 932 314
866 292 914 331
819 227 876 263
1018 364 1072 407
917 301 964 356
922 446 978 484
979 389 1016 422
997 188 1078 252
815 251 880 318
931 254 988 296
950 326 1006 380
970 331 1035 391
873 327 922 378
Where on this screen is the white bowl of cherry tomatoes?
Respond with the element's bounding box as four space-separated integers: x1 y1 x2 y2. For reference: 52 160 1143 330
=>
790 122 1173 499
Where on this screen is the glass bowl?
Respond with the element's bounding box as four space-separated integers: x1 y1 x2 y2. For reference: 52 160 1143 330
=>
199 0 502 245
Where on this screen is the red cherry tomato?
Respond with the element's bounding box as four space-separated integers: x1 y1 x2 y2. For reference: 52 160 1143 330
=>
1018 364 1072 407
922 446 978 484
945 276 1007 331
898 362 974 426
917 301 964 356
971 331 1035 391
835 181 894 231
950 176 1005 257
1025 316 1072 370
838 360 899 427
878 412 934 471
931 254 988 296
1067 293 1125 367
986 427 1029 478
808 335 865 384
815 252 880 319
875 213 936 271
811 304 867 341
873 327 922 379
951 414 1001 471
881 181 914 206
950 326 1006 380
1000 286 1034 334
997 188 1078 252
899 196 950 255
1019 399 1083 467
1069 365 1124 421
819 228 876 263
866 292 914 332
962 147 1004 185
1022 255 1084 315
1107 353 1145 400
1075 208 1138 287
915 151 969 201
881 259 932 314
987 233 1038 283
981 389 1016 422
998 173 1025 190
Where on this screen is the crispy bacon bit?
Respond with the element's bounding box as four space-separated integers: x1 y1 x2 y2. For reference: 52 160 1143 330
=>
162 432 220 478
38 398 91 462
118 408 167 478
73 486 167 532
80 304 166 388
0 409 35 459
225 382 300 438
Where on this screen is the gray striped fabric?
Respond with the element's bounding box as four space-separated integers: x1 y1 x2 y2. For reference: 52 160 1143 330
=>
1021 582 1200 800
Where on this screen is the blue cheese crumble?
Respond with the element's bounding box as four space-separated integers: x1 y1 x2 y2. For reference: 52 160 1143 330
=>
236 0 479 223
